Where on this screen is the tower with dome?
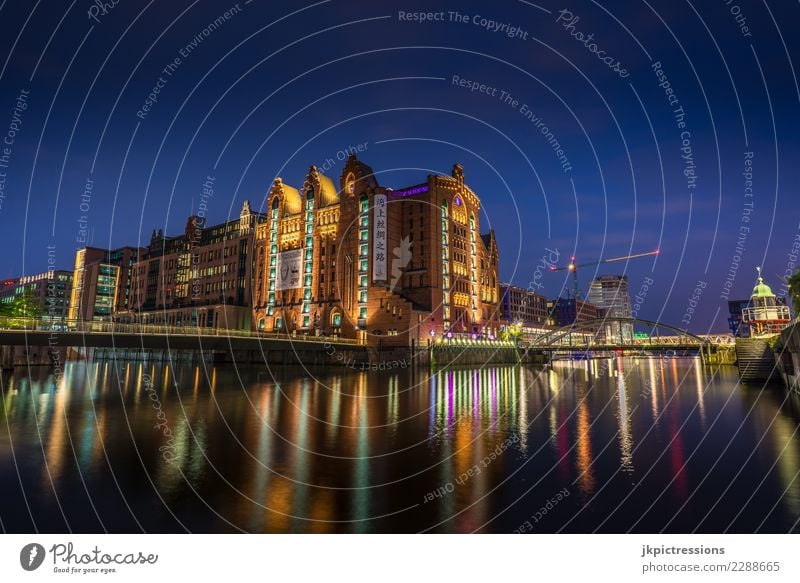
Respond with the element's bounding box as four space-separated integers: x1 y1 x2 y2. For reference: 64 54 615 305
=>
741 267 792 336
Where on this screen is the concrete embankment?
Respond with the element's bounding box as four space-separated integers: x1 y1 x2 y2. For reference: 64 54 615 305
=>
0 330 369 369
1 331 547 370
431 345 547 368
777 322 799 389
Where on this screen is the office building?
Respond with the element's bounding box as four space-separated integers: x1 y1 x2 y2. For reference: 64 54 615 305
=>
118 201 266 330
587 274 633 342
0 271 73 325
68 246 141 323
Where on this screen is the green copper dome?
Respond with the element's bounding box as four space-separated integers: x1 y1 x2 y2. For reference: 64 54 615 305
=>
751 267 775 299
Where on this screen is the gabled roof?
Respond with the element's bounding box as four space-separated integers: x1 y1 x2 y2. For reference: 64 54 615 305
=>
316 171 340 207
271 178 302 214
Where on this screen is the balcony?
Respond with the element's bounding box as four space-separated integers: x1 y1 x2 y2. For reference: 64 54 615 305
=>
742 304 790 323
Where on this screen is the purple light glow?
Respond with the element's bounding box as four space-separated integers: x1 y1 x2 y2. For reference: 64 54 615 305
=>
389 184 429 197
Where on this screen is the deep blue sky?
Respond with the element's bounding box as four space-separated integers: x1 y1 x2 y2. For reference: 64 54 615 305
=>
0 0 798 332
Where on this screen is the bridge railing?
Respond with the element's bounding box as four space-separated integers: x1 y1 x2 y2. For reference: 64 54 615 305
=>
520 317 735 349
522 338 708 349
0 316 359 345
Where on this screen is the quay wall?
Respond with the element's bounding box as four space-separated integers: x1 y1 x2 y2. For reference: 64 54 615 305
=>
778 322 800 389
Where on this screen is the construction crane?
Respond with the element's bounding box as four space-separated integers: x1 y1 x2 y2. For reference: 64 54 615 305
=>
549 250 660 299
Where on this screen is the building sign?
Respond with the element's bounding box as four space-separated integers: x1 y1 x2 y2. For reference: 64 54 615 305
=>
276 249 302 291
372 194 387 281
389 184 429 198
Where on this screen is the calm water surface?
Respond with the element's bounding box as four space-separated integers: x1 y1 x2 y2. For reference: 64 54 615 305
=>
1 357 799 533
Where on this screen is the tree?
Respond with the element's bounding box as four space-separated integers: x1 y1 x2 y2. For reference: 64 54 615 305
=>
500 321 523 342
9 291 41 319
789 268 800 315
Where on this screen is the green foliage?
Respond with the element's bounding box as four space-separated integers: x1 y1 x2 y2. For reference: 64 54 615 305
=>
4 291 41 319
789 268 800 315
766 334 782 351
500 322 523 342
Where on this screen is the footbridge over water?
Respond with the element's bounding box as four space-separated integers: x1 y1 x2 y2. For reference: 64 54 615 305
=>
521 317 735 363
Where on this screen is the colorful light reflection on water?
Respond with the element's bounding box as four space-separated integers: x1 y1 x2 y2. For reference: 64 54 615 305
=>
1 357 799 533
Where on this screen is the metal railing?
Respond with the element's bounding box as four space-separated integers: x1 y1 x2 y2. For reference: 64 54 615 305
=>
0 316 360 345
741 305 791 323
522 334 735 349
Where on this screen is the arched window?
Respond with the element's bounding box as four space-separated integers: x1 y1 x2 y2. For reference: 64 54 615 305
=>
274 316 283 331
306 187 315 200
271 198 279 210
331 311 342 327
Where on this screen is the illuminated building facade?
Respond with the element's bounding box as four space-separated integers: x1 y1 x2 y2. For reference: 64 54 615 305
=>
117 201 266 329
498 283 550 342
499 283 548 326
547 297 599 327
68 246 141 322
0 271 73 324
587 274 633 342
253 156 501 347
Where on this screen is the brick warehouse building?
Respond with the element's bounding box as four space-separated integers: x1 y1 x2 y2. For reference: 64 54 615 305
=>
116 201 266 330
253 155 501 348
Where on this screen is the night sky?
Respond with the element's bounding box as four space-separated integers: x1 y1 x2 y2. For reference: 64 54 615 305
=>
0 0 798 332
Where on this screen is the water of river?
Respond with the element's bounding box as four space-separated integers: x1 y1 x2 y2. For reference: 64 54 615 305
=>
1 357 799 533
